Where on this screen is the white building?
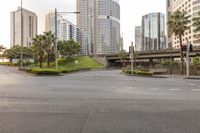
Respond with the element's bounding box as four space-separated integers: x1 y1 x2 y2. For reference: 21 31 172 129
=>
167 0 200 48
10 7 37 47
45 12 81 43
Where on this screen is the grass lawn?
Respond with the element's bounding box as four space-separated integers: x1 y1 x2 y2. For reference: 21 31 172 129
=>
28 56 104 71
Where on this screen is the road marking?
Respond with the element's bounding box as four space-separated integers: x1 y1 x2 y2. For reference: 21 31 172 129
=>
169 89 181 91
149 88 159 91
187 83 197 86
125 87 135 89
192 89 200 92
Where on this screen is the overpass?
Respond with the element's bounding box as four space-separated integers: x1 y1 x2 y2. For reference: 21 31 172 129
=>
96 49 200 67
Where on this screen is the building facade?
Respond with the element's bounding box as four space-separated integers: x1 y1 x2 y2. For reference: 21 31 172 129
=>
167 0 200 49
141 12 166 51
77 0 94 55
94 0 120 54
45 12 81 43
11 7 37 47
77 0 121 55
135 26 142 51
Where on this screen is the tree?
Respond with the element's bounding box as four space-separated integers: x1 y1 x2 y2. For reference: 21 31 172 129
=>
168 10 191 75
58 39 81 59
0 45 6 61
43 31 55 68
3 45 33 64
119 49 127 67
0 45 6 52
32 35 46 68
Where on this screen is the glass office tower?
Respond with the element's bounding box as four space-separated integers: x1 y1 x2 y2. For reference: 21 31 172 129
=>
141 12 166 51
94 0 120 54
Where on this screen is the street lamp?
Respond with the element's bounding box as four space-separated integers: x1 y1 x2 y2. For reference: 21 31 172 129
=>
54 8 80 69
20 0 23 67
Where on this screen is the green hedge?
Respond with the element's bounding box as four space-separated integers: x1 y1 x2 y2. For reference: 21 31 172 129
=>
28 68 60 75
60 67 91 73
123 70 153 76
0 62 14 66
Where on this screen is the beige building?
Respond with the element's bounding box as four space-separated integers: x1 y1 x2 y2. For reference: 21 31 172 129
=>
167 0 200 49
11 7 37 47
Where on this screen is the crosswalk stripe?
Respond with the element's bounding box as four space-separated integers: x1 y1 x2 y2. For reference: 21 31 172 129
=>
170 89 181 91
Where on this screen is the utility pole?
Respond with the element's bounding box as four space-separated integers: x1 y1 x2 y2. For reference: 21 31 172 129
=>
55 8 58 69
186 38 190 78
170 44 173 75
131 42 134 75
20 0 23 67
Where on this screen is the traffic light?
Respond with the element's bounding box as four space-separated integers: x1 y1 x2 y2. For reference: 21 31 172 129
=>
181 45 187 51
189 44 193 52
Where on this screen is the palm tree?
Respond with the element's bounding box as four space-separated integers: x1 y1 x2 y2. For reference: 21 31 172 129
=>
32 35 46 68
119 49 127 67
193 11 200 41
168 10 191 75
43 31 55 68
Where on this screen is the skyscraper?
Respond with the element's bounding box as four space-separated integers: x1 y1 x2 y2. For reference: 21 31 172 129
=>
135 26 142 51
94 0 121 54
10 7 37 47
77 0 94 55
77 0 120 55
45 11 81 43
141 12 166 51
167 0 200 48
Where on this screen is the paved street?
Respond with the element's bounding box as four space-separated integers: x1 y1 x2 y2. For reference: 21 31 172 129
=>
0 65 200 133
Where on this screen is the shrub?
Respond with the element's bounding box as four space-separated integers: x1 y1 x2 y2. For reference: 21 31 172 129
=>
161 60 178 66
29 68 60 75
60 67 91 73
0 62 13 66
135 70 153 76
122 69 152 76
60 68 80 73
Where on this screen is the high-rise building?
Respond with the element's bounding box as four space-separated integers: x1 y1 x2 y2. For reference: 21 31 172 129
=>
45 12 81 43
167 0 200 48
10 7 37 47
77 0 94 55
94 0 121 54
141 12 166 51
135 26 142 51
77 0 120 55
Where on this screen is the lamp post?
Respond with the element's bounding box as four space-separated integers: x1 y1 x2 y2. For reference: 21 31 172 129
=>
170 44 173 75
54 8 80 69
20 0 23 67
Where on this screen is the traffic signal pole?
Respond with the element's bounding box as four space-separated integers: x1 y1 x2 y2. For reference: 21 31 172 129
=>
186 38 190 78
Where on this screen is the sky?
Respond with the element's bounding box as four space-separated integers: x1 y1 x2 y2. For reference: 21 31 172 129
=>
0 0 166 49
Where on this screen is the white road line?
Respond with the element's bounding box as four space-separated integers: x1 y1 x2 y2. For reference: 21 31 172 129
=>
169 89 181 91
188 83 196 86
192 89 200 92
125 87 135 89
149 88 159 91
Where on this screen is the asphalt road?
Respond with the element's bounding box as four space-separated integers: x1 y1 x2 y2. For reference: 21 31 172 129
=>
0 65 200 133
